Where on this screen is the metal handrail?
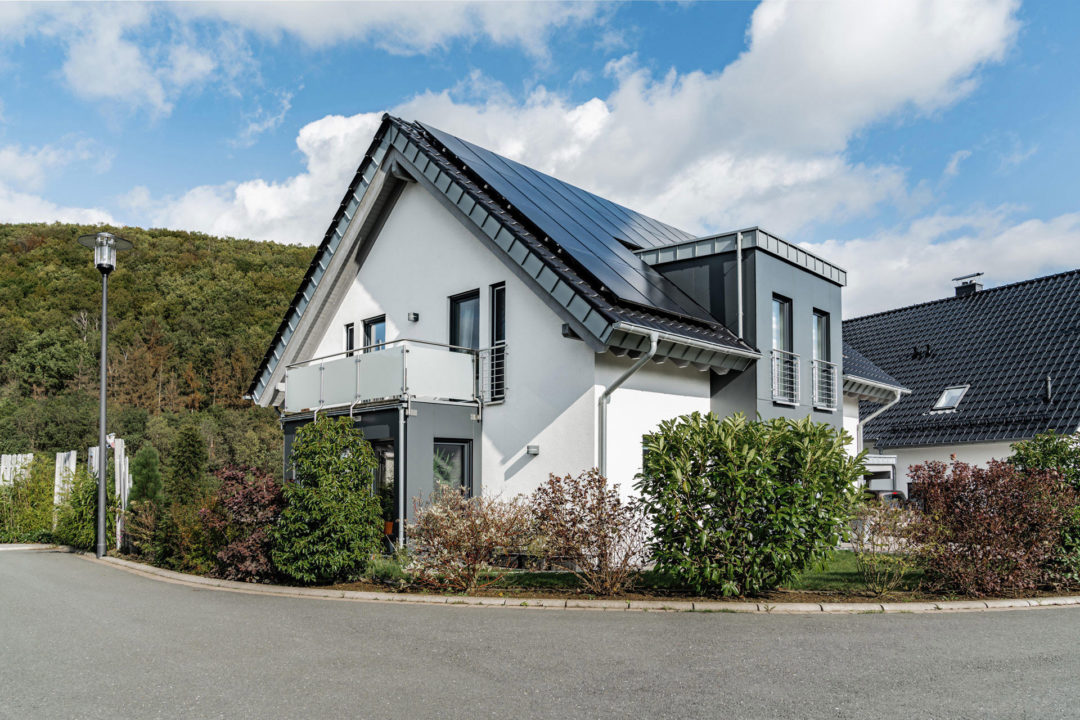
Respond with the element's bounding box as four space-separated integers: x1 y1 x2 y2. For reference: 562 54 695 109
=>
812 358 838 411
771 349 800 404
287 337 483 369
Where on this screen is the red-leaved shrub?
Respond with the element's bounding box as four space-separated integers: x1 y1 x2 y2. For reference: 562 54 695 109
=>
531 469 648 596
201 466 284 583
908 459 1077 596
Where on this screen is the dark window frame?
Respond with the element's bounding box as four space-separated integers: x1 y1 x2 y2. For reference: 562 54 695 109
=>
449 289 481 350
489 282 506 402
433 438 472 496
363 315 386 352
344 323 355 357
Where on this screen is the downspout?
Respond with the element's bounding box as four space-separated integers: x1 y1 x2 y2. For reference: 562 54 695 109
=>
736 231 744 339
857 388 903 490
397 403 406 547
598 331 659 477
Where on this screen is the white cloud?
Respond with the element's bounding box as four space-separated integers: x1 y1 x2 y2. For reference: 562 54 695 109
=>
233 90 294 148
945 149 972 177
0 139 106 192
0 183 115 225
813 209 1080 317
147 0 1018 245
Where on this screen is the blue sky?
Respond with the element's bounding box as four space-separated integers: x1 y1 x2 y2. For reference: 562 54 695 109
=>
1 0 1078 315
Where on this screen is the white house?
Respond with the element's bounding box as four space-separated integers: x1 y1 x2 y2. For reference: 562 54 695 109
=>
247 115 903 539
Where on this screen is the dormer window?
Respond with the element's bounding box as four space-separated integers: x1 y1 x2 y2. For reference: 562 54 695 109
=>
934 385 969 411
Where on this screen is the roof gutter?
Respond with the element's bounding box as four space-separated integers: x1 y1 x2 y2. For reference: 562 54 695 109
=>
610 322 760 361
598 330 658 477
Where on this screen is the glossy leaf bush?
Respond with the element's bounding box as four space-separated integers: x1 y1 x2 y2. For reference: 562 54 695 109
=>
638 412 862 596
270 417 383 585
1010 432 1080 585
908 459 1077 596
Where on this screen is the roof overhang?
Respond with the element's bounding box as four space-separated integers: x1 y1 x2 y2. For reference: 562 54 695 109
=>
843 374 910 403
608 322 758 373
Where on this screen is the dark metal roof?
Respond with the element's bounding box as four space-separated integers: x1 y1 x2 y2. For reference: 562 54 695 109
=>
247 115 757 400
419 121 716 323
844 269 1080 448
842 341 904 389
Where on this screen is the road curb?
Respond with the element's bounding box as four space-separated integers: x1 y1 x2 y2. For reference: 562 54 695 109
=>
45 546 1080 615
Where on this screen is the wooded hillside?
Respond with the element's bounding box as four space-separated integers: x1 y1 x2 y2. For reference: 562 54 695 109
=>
0 223 315 474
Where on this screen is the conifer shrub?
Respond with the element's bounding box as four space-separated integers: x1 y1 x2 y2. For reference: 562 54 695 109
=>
270 417 383 585
129 445 163 505
908 459 1077 596
638 412 862 596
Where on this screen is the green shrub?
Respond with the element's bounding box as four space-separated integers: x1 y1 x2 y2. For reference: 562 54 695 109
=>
167 422 209 505
0 456 54 543
129 445 163 506
1010 432 1080 585
638 412 863 596
153 494 222 574
270 417 383 585
55 466 117 551
850 500 917 595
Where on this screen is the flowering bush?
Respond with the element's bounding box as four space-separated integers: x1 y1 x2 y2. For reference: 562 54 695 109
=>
408 489 532 593
908 459 1077 596
531 469 648 596
200 466 283 583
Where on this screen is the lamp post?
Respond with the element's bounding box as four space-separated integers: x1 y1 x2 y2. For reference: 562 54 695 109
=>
77 232 132 559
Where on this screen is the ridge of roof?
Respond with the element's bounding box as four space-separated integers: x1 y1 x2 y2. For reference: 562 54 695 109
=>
846 266 1080 325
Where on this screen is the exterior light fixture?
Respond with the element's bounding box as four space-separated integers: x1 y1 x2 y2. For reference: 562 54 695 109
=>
77 231 133 559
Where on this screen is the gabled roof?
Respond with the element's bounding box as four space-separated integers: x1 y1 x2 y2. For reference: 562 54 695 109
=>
841 341 908 404
844 269 1080 448
247 115 758 403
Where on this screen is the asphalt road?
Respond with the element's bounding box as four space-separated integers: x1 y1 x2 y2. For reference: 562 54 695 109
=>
3 549 1080 720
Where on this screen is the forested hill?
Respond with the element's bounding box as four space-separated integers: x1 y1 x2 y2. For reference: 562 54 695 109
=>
0 223 315 468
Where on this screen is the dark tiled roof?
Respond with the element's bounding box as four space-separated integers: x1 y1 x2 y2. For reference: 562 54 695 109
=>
842 341 905 389
844 269 1080 447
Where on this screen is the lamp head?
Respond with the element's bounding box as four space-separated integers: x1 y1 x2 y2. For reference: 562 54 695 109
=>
77 232 132 274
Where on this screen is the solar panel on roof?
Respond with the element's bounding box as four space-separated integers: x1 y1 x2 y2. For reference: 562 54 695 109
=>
419 122 717 324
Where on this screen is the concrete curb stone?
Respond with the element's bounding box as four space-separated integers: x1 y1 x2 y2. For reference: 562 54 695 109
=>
44 547 1080 616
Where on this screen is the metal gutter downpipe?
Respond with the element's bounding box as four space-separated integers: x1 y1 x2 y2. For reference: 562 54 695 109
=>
598 331 659 477
397 403 406 547
857 388 903 457
736 231 744 339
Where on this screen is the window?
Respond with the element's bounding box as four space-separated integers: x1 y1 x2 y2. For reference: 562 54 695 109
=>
812 311 829 361
772 296 792 351
934 385 969 411
771 295 798 404
450 290 480 350
363 315 386 351
489 283 506 401
433 440 471 495
344 323 355 357
811 310 836 411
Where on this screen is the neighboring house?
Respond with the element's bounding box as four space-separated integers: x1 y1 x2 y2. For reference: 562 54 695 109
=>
844 270 1080 494
246 115 897 539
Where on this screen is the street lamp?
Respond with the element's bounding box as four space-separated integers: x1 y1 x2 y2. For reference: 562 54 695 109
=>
77 231 132 559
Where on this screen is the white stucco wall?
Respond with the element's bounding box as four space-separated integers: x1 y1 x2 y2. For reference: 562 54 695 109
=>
311 183 597 498
892 441 1017 484
596 354 712 498
842 395 860 455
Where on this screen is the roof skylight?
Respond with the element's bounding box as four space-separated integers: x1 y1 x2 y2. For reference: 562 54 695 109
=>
934 385 969 411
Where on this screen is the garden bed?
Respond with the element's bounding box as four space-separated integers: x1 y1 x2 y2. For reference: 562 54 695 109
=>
327 550 1080 605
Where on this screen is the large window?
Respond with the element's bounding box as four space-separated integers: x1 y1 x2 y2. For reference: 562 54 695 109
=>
489 283 506 401
812 311 829 361
363 315 386 351
811 310 836 411
433 440 471 495
771 295 797 404
450 290 480 350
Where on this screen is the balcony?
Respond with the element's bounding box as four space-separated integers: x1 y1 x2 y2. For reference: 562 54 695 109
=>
771 349 799 405
812 359 838 411
284 339 505 415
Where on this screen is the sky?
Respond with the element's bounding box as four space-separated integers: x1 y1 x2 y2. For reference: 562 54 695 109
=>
1 0 1079 317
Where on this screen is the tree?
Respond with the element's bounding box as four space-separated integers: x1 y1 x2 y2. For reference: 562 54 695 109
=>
270 417 383 585
130 445 163 505
167 422 208 505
